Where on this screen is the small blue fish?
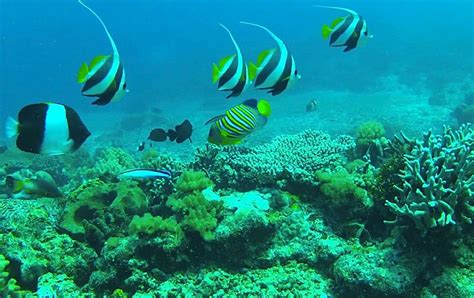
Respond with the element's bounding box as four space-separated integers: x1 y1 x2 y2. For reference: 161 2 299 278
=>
118 169 171 180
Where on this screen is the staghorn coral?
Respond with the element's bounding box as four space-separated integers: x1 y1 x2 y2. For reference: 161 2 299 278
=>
195 130 354 192
385 124 474 233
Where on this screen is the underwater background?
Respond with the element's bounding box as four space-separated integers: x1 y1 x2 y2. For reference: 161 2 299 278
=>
0 0 473 296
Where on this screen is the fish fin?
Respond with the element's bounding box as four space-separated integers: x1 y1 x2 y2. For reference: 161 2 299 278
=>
5 117 19 138
256 49 272 66
91 98 109 106
168 129 177 141
89 55 108 70
219 55 234 68
212 63 220 84
205 115 225 125
322 24 332 40
77 63 89 83
248 63 258 81
331 17 345 28
188 137 192 143
11 179 24 193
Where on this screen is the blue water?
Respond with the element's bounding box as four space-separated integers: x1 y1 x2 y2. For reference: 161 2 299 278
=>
1 0 472 126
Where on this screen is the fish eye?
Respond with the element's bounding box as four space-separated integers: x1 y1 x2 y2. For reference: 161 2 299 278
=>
123 83 127 90
294 70 298 75
364 31 368 36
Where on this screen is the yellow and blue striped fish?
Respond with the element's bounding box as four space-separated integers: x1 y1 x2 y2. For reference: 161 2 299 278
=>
206 99 271 145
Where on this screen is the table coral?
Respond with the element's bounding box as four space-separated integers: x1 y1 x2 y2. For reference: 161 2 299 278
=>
385 124 473 233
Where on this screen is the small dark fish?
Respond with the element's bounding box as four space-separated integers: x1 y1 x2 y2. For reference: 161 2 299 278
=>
148 128 168 142
0 145 7 153
168 120 193 143
137 142 146 151
306 99 318 112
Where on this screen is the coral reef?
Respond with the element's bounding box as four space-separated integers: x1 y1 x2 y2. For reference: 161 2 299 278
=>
195 129 354 193
385 124 473 233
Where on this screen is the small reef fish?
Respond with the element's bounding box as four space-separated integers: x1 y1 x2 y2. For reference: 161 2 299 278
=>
137 141 146 151
212 23 249 99
5 103 91 155
241 21 300 96
118 169 172 180
148 120 193 144
315 5 373 52
206 98 271 145
77 0 127 105
306 99 318 112
6 171 63 199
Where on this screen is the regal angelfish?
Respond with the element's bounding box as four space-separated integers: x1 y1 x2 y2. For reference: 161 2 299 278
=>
316 5 373 52
206 98 271 145
241 22 300 96
212 24 250 99
5 102 91 155
77 0 127 105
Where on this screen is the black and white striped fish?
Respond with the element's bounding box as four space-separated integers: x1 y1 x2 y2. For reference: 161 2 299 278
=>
241 22 300 96
77 0 127 106
5 103 91 155
206 99 271 145
212 24 249 99
316 5 373 53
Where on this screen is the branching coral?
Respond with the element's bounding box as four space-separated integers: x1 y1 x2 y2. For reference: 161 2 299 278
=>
385 124 474 233
194 130 354 191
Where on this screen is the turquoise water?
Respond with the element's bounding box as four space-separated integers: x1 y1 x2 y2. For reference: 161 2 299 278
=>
0 0 473 296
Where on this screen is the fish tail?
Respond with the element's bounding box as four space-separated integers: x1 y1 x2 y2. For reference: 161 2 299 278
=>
5 117 19 139
77 62 89 83
168 129 177 141
322 24 332 40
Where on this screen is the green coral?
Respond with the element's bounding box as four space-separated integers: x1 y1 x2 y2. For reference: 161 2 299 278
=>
0 254 30 295
315 170 373 221
129 213 184 250
60 179 115 238
166 171 222 241
356 121 386 147
111 180 148 216
81 147 137 180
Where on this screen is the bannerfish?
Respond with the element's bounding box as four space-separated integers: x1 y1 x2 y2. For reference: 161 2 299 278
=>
206 98 271 145
118 169 172 180
77 0 127 106
148 120 193 144
241 21 300 96
5 102 91 155
137 141 146 151
212 23 249 99
6 171 63 199
315 5 373 52
168 120 193 143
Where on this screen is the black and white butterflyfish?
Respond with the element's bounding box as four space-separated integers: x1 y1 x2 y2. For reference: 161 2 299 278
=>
241 21 301 96
5 102 91 155
315 5 373 53
77 0 127 106
212 24 249 99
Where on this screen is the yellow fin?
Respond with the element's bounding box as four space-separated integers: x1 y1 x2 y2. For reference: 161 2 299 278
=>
331 17 345 28
89 55 108 70
322 24 332 40
257 99 272 117
77 63 89 83
248 63 258 81
212 63 220 84
219 55 234 68
12 180 24 193
257 49 272 66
